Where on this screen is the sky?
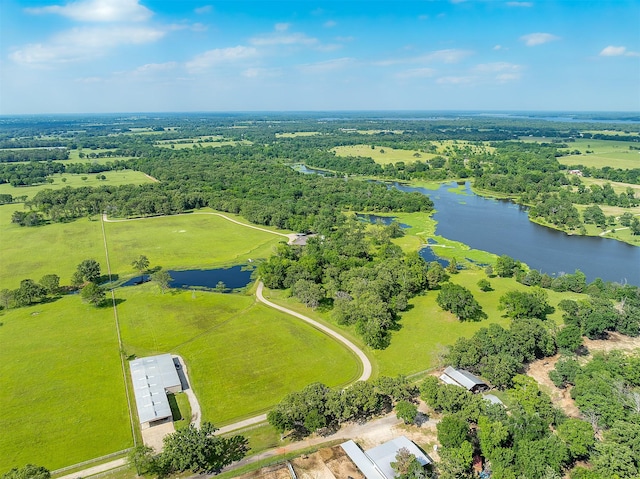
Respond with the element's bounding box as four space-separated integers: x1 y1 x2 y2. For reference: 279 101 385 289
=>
1 0 639 114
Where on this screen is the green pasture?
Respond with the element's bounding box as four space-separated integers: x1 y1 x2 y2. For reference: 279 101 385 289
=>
556 139 640 170
0 170 153 200
117 285 361 424
0 296 131 472
0 205 104 290
104 211 288 277
263 269 580 379
578 177 640 196
275 132 320 138
331 145 437 165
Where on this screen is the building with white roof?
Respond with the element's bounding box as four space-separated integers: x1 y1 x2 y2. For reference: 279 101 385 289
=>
439 366 488 392
130 354 182 428
341 436 432 479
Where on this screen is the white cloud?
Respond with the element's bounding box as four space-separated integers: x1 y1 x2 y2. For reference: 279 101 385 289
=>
242 67 282 79
133 62 178 74
395 68 436 79
10 26 166 65
194 5 212 14
324 20 337 28
506 2 533 7
250 32 318 47
298 57 354 74
474 62 523 82
437 76 473 85
520 32 560 46
418 14 429 21
186 46 258 72
374 48 472 66
275 23 290 32
26 0 152 23
599 45 639 57
493 44 506 51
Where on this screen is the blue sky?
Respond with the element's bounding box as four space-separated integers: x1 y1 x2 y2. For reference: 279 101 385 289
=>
1 0 639 114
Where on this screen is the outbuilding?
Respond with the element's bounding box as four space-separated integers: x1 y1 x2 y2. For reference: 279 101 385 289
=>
439 366 488 392
130 354 182 429
341 436 432 479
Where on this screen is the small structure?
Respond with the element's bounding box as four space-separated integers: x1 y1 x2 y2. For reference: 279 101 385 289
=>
130 354 182 428
439 366 488 392
482 393 504 406
341 436 432 479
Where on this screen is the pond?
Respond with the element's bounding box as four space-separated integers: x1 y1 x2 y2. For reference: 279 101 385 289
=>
121 265 254 291
356 213 410 229
393 182 640 284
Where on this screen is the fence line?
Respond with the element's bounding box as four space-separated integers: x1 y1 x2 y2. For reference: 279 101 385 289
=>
51 449 131 475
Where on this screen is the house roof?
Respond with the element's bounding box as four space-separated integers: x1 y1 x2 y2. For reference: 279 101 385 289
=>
440 366 487 390
482 394 504 405
341 436 432 479
130 354 181 424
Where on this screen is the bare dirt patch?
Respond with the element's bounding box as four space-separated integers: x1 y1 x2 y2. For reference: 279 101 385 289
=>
234 463 290 479
583 331 640 353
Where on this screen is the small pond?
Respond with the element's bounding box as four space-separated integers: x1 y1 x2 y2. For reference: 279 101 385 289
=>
356 213 410 229
121 265 254 291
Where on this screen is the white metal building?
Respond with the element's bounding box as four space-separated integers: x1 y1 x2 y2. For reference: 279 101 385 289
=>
130 354 182 428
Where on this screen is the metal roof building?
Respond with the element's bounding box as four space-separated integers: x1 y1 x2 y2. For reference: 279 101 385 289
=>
130 354 182 428
341 436 432 479
439 366 488 392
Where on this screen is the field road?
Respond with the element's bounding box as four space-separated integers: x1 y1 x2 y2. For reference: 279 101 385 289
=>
217 283 373 435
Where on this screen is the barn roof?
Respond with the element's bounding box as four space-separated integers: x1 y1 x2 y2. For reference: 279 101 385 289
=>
440 366 487 390
130 354 181 425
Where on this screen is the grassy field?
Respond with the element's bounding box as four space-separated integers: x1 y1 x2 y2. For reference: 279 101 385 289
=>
104 211 288 277
331 145 436 165
117 285 361 424
0 207 288 290
264 268 582 378
0 170 153 200
556 139 640 169
0 204 105 290
0 296 131 472
275 132 320 138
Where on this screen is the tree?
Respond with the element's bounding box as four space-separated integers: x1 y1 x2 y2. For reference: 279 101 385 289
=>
498 288 550 320
477 278 492 292
556 325 583 353
0 288 14 309
557 418 595 461
391 448 426 479
0 465 50 479
77 259 101 283
14 279 47 306
495 255 517 277
39 274 60 295
131 255 150 281
292 279 325 309
81 282 106 306
446 257 459 274
128 445 156 475
151 270 173 294
437 414 469 448
437 283 485 321
159 422 248 473
437 440 473 479
395 400 418 424
426 261 448 289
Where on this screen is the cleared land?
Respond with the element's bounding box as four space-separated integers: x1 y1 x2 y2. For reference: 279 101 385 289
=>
275 132 320 138
556 139 640 170
331 145 436 165
103 211 288 275
0 296 131 471
117 284 361 424
0 170 153 200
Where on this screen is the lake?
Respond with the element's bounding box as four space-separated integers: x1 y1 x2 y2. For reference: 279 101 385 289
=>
393 182 640 284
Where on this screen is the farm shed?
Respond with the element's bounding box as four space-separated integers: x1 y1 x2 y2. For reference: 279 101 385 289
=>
439 366 488 392
130 354 182 428
341 436 432 479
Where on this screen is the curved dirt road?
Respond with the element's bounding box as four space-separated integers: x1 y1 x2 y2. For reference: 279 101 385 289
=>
256 281 372 382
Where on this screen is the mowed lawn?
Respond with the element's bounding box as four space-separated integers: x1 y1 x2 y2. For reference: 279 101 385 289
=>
0 170 154 200
0 296 131 472
0 205 105 290
104 211 288 277
117 285 361 424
